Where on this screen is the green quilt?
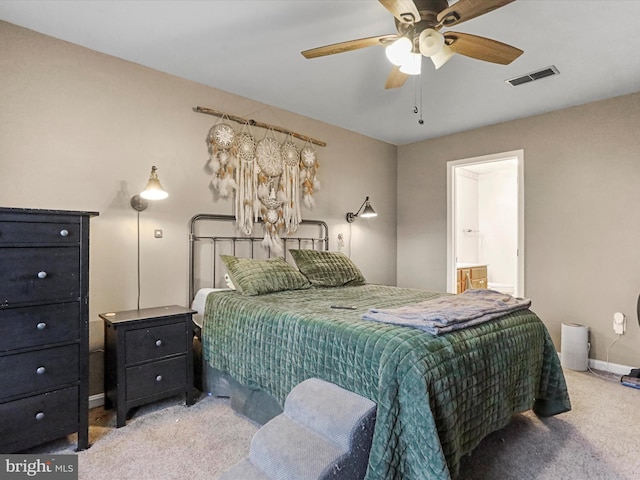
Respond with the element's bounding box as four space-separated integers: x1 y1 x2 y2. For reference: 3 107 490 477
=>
202 285 571 480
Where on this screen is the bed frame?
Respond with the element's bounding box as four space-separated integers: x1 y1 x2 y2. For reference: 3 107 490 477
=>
188 213 329 302
188 213 329 420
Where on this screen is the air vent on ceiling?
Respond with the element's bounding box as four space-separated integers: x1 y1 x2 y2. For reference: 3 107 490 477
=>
505 65 560 87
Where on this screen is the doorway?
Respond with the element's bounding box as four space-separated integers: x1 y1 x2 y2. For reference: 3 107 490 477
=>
446 150 524 297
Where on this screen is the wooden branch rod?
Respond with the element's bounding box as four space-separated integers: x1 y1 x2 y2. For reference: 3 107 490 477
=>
193 106 327 147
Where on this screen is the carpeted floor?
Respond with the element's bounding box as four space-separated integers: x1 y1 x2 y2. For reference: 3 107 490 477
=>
23 368 640 480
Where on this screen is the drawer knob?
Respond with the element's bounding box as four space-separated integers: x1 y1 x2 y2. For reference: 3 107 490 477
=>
37 322 47 330
59 229 69 237
155 339 163 347
36 366 46 375
37 271 47 279
35 412 45 421
155 375 163 382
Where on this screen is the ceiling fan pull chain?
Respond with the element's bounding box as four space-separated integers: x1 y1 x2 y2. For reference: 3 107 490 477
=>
418 71 424 125
411 70 424 125
413 74 419 114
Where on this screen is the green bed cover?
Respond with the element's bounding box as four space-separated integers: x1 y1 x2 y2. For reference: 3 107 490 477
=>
202 285 570 480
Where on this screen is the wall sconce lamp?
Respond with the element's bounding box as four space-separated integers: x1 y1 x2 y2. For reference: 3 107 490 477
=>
346 196 377 223
130 166 169 211
130 166 168 310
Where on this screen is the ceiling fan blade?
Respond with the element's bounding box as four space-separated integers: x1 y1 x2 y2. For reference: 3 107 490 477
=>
437 0 515 27
444 32 523 65
385 65 409 89
302 34 397 59
379 0 421 24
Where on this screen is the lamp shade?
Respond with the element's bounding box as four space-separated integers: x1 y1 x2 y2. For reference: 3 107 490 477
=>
361 201 377 218
140 166 168 200
431 44 455 69
399 52 422 75
385 37 412 66
419 28 445 57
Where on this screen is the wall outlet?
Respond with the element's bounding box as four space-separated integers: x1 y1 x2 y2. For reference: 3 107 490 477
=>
613 312 625 335
337 233 345 251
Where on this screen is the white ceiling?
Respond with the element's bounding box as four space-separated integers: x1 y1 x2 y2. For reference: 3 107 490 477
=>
2 0 640 146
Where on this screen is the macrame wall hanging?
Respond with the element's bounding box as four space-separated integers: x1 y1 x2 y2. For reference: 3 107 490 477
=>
197 106 325 254
207 116 238 197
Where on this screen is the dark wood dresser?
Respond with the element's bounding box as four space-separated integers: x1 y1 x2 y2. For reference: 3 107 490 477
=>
0 207 98 453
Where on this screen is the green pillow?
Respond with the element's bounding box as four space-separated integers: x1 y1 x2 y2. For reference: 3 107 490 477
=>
289 249 366 287
220 255 311 296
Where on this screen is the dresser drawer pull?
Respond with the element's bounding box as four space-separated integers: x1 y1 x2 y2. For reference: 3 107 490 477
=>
155 375 163 382
35 412 45 421
36 366 46 375
37 322 47 330
37 271 47 279
155 339 163 347
59 229 69 237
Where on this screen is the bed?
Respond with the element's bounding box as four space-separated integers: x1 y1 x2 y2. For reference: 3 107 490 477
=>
188 214 571 480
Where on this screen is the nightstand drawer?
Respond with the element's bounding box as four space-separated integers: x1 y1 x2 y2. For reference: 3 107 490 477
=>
0 247 80 305
0 221 80 246
125 322 186 364
0 303 79 352
0 345 79 399
0 386 78 450
125 356 187 401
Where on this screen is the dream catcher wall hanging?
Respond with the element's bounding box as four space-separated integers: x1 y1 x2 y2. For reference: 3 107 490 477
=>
300 141 321 209
201 108 324 254
255 129 286 253
234 122 257 236
281 134 301 234
208 116 238 197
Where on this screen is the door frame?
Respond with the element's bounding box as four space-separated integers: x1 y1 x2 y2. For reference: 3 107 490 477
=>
446 149 525 296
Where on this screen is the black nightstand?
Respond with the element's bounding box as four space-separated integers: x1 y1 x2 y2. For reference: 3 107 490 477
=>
100 305 196 427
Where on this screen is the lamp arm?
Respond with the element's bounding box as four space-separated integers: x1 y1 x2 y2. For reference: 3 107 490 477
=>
346 196 370 223
354 196 369 217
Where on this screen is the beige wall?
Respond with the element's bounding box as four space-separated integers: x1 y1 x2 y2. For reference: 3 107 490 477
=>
0 22 398 394
398 91 640 368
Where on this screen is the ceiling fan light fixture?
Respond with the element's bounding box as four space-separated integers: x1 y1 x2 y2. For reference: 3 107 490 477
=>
399 52 422 75
385 37 412 66
431 44 455 69
419 28 445 57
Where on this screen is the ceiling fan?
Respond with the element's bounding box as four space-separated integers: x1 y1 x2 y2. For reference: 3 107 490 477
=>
301 0 523 89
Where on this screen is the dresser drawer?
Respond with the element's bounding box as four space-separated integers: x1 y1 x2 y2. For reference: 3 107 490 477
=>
126 356 187 401
0 220 80 246
0 386 78 450
0 303 80 352
0 345 79 399
0 247 80 305
125 322 186 365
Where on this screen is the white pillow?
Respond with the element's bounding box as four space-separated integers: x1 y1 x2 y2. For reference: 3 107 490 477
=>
191 288 229 328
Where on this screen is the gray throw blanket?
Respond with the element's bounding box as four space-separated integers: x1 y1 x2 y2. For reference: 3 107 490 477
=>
362 289 532 335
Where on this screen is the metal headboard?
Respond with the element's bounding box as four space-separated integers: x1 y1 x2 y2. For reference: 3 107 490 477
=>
188 213 329 302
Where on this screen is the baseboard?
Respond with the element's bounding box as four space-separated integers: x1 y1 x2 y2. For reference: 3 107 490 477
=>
89 393 105 410
558 352 634 376
588 358 634 376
